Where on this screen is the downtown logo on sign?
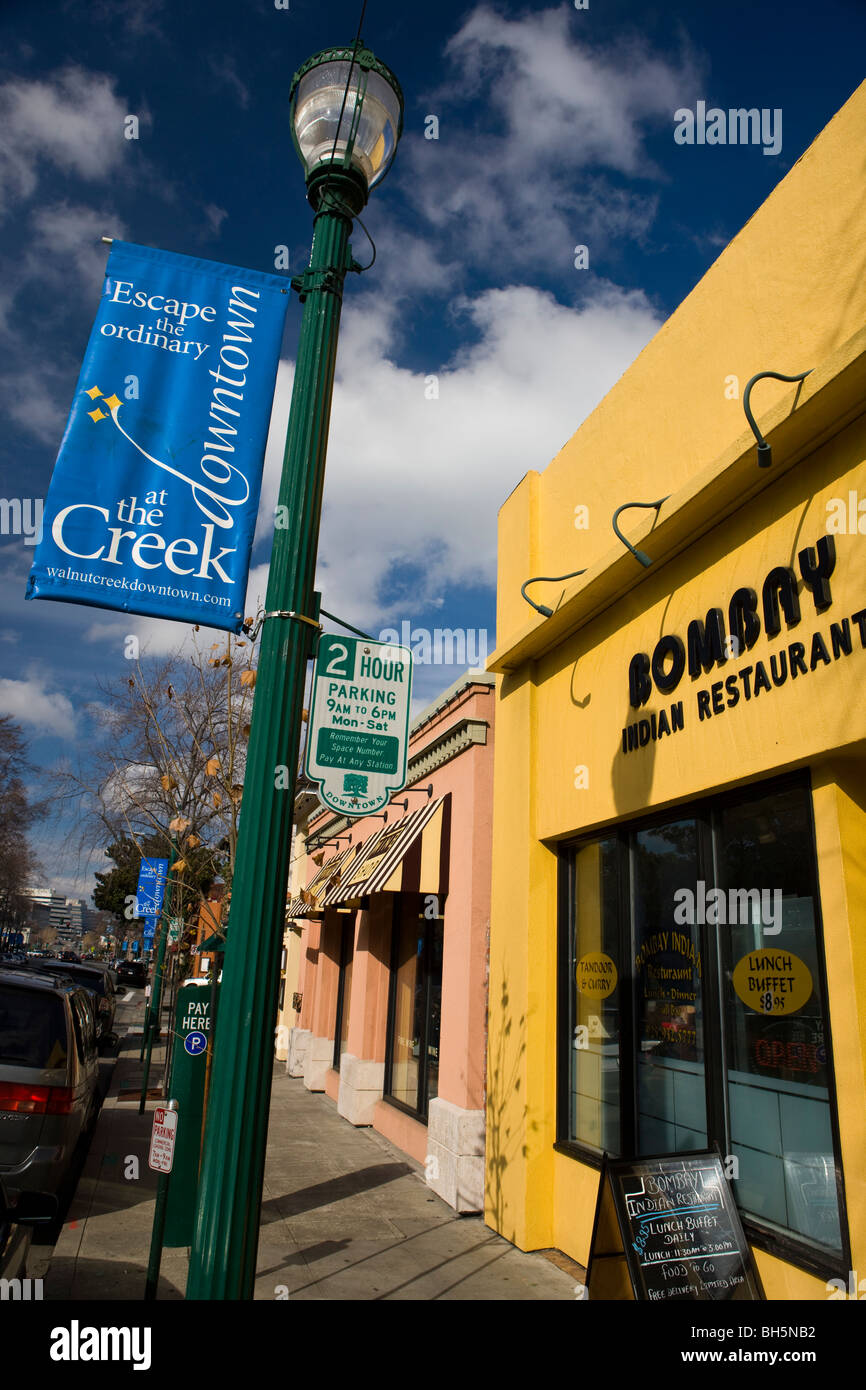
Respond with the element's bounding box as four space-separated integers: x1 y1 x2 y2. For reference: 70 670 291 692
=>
26 241 289 633
306 634 413 816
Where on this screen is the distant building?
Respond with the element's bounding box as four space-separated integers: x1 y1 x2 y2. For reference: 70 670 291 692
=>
26 888 85 948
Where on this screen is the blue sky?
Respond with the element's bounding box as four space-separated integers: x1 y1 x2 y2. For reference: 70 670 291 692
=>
1 0 864 899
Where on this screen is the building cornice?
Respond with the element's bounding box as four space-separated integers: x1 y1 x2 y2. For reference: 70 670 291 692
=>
306 715 490 844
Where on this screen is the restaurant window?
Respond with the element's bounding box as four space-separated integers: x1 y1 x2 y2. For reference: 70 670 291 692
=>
333 918 354 1071
385 896 443 1120
558 775 848 1275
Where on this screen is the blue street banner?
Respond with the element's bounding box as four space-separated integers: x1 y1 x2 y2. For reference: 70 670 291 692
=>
26 241 289 633
136 856 169 918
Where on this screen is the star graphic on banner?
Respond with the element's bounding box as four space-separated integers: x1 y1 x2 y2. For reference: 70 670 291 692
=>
84 386 121 423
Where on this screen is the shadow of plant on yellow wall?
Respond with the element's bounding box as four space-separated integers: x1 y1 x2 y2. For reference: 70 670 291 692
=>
485 964 540 1246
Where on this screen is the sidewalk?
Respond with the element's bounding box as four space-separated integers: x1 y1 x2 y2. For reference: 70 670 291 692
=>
254 1070 578 1300
45 1042 579 1301
45 1027 188 1300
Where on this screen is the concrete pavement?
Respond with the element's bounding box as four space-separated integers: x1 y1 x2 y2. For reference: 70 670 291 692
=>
254 1070 578 1300
41 1023 579 1301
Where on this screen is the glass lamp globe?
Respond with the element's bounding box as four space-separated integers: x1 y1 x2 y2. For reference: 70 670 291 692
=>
290 45 403 206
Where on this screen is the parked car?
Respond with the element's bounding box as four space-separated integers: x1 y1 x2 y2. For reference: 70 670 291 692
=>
0 967 100 1198
0 1176 57 1285
116 959 148 988
92 961 119 992
37 962 117 1048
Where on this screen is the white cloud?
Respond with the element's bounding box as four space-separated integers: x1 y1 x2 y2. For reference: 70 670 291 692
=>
239 7 687 640
256 278 662 633
1 358 80 446
77 0 167 41
0 71 133 440
204 203 228 237
82 612 238 658
444 5 693 175
27 201 128 299
0 66 132 212
390 4 700 286
208 55 251 110
0 200 126 365
79 564 270 658
0 677 77 737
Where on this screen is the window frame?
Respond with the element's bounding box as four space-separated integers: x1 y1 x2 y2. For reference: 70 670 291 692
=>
555 770 851 1282
383 894 442 1123
332 916 355 1072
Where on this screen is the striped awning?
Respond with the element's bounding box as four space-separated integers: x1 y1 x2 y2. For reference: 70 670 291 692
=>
287 840 363 918
323 794 450 906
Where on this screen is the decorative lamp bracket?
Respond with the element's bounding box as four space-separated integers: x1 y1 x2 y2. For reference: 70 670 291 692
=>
743 369 812 468
612 498 669 568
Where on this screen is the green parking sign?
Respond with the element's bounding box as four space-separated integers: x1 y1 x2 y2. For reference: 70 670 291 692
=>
305 635 412 816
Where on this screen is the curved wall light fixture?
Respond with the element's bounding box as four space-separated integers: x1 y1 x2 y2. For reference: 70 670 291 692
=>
743 369 812 468
612 498 669 568
520 570 588 619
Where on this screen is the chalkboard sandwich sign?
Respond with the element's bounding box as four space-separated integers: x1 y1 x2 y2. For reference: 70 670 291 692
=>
586 1150 764 1301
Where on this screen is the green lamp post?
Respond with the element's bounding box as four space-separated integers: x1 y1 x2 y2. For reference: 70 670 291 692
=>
185 43 403 1301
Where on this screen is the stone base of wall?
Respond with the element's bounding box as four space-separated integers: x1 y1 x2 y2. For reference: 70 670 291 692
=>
425 1097 485 1212
286 1027 311 1077
303 1034 334 1092
338 1054 385 1126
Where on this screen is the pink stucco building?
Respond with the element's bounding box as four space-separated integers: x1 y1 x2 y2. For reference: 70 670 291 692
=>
285 671 494 1211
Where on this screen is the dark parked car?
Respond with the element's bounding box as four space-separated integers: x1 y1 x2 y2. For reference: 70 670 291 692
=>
0 967 100 1198
116 959 148 988
37 962 117 1048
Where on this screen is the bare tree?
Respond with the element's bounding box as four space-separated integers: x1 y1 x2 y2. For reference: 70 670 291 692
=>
61 619 262 934
0 715 42 934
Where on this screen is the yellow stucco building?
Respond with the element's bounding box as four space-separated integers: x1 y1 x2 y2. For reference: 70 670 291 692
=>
486 81 866 1298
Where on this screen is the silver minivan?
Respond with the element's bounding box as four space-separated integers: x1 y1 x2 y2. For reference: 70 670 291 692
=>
0 967 100 1197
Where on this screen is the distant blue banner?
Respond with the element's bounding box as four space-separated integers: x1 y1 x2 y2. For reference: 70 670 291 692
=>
26 241 288 633
136 857 169 918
